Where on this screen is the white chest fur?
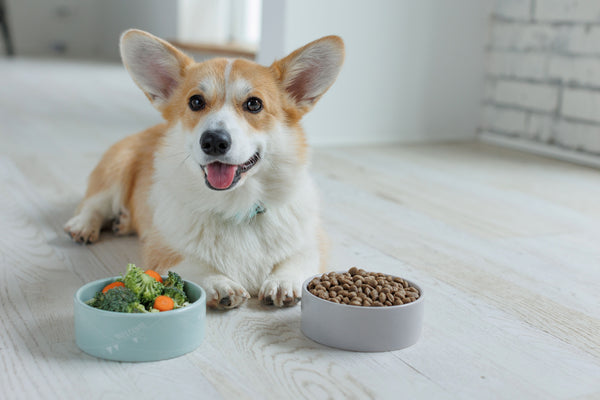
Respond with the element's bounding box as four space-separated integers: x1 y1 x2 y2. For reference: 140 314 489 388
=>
148 149 320 293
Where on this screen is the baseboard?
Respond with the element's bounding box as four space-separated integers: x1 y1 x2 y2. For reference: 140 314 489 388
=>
479 132 600 169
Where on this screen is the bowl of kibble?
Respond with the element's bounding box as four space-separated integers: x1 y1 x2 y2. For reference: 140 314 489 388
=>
301 267 424 352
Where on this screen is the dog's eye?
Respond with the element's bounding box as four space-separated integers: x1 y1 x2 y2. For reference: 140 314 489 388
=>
244 97 263 113
188 95 206 112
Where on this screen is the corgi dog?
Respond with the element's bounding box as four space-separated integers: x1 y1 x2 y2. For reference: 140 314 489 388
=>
64 30 344 309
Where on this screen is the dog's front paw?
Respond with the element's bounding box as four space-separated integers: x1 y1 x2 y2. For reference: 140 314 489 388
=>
205 277 250 310
64 214 101 244
259 278 301 307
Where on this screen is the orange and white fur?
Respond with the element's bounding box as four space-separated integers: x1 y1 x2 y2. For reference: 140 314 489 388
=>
64 30 344 309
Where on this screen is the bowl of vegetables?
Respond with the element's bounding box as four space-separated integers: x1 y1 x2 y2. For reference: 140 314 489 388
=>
74 264 206 362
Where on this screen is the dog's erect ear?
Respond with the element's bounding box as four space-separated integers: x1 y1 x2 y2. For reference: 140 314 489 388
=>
120 29 193 110
271 36 344 113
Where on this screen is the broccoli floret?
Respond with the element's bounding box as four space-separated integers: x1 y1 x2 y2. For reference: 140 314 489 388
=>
86 290 105 308
89 286 147 313
163 271 184 291
162 286 188 308
122 263 164 304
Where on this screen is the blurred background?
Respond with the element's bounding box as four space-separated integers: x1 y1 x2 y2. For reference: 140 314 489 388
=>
1 0 600 168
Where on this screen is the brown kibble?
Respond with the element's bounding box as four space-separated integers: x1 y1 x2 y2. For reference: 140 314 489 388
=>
307 268 419 307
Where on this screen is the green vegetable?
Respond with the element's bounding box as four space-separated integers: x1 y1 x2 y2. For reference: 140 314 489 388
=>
162 286 188 308
163 271 184 291
122 263 164 304
86 265 190 313
87 286 147 313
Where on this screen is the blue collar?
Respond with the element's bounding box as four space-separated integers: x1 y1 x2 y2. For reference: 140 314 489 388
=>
234 202 266 222
248 202 266 219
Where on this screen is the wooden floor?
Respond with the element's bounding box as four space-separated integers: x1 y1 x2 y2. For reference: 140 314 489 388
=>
1 59 599 399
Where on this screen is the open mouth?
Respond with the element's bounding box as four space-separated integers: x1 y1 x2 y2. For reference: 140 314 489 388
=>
201 152 260 191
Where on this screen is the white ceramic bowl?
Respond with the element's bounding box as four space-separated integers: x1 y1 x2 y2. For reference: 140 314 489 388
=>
301 273 424 352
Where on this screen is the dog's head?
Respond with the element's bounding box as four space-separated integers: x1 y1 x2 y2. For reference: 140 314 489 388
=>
119 29 343 208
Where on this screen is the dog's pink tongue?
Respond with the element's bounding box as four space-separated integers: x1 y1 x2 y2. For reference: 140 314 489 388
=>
206 162 237 189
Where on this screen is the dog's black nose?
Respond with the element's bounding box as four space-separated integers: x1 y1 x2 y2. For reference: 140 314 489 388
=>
200 129 231 156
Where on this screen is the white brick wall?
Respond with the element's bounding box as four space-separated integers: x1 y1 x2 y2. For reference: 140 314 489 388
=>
562 89 600 123
494 80 558 112
534 0 600 22
493 0 531 20
487 51 547 79
490 22 569 51
568 27 600 55
482 105 528 133
548 57 600 87
481 0 600 156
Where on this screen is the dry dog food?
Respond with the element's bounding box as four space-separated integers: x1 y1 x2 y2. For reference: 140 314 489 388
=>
307 267 420 307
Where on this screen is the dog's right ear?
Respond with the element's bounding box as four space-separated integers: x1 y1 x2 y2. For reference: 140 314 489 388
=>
120 29 193 111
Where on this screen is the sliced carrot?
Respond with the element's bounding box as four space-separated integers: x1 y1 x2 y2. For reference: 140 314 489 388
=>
153 295 174 311
102 281 125 294
145 270 163 283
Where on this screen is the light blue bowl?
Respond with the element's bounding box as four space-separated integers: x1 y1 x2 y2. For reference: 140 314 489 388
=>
74 276 206 362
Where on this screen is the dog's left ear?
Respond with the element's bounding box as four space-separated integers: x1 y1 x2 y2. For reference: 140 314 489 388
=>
272 36 345 114
120 29 193 111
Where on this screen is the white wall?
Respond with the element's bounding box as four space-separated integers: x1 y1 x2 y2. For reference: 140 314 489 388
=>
259 0 492 146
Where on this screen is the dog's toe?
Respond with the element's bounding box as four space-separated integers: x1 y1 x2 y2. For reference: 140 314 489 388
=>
111 209 133 236
219 297 232 307
259 279 302 307
205 278 249 310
